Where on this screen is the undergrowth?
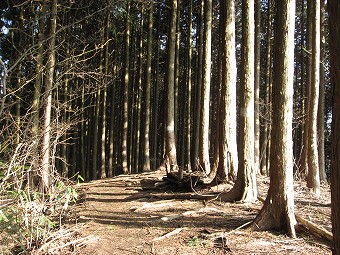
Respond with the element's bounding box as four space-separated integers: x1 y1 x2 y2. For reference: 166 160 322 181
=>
0 139 87 254
0 175 81 254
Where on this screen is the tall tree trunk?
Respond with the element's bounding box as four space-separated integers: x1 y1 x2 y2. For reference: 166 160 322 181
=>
163 0 178 174
174 0 181 146
108 46 117 177
318 0 326 182
185 0 193 172
30 3 45 187
93 26 105 179
41 0 57 191
143 2 153 172
100 12 111 179
218 0 238 180
252 0 296 237
80 81 86 179
32 2 45 143
254 0 261 173
219 0 257 202
15 10 23 145
306 0 320 195
260 0 273 176
329 0 340 253
122 2 131 174
135 6 144 173
193 0 204 170
152 6 161 170
301 0 313 177
199 0 212 175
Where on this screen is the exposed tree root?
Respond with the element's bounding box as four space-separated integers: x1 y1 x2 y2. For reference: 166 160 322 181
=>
152 228 186 242
258 195 333 242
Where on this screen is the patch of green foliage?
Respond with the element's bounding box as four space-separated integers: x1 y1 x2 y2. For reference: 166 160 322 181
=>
0 178 81 254
187 236 208 248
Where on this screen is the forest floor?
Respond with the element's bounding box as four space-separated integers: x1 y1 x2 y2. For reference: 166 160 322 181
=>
67 170 332 255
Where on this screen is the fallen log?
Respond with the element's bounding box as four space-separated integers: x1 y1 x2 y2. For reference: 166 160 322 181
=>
295 214 333 242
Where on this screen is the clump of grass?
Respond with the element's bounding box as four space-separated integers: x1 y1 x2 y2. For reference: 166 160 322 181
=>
187 236 209 248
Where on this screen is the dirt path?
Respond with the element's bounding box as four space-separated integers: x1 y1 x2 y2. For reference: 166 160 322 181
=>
73 171 332 255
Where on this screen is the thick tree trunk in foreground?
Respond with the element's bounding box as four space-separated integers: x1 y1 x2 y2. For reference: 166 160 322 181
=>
218 0 256 202
251 0 296 237
329 0 340 253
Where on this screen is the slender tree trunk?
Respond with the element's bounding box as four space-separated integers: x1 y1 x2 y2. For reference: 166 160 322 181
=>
260 0 273 176
32 2 45 143
254 0 261 173
252 0 296 237
135 6 144 173
122 2 131 174
174 0 180 145
163 0 178 174
152 8 161 170
93 26 105 179
318 0 326 182
100 12 111 179
199 0 212 175
41 0 57 191
108 46 117 177
143 3 153 172
80 81 86 179
306 0 320 195
193 0 204 171
301 0 313 177
185 0 193 172
15 10 23 145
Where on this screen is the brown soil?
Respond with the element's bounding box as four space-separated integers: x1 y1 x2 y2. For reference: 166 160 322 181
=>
71 170 332 255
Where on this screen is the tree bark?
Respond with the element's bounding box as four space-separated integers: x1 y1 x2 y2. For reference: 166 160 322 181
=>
217 0 257 202
251 0 296 237
193 0 204 171
30 2 45 186
41 0 57 191
199 0 212 175
306 0 321 195
122 2 131 174
218 0 238 180
185 0 193 172
301 0 313 177
329 0 340 253
143 2 153 172
318 0 327 182
254 0 261 174
260 0 273 176
164 0 178 173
